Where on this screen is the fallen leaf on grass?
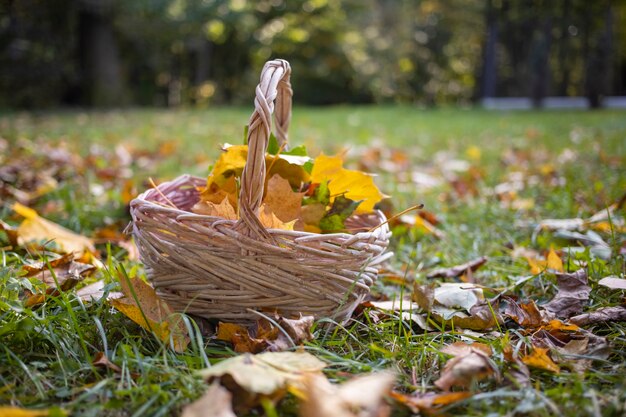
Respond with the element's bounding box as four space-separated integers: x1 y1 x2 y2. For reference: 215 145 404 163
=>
598 276 626 290
526 248 563 274
76 280 123 301
111 276 189 352
543 269 591 318
92 352 123 374
299 372 395 417
22 253 96 291
413 282 500 330
570 306 626 326
12 203 97 263
0 407 59 417
398 214 445 239
217 315 314 353
199 351 326 410
435 348 498 391
182 382 236 417
0 219 19 246
503 299 543 328
441 341 493 357
391 391 472 415
521 347 560 373
426 256 488 279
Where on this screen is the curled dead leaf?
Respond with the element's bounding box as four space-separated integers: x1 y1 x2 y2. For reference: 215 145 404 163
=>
299 372 395 417
543 269 591 319
434 349 498 391
182 382 236 417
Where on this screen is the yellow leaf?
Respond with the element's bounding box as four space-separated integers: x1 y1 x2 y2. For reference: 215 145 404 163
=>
259 204 295 231
0 407 51 417
192 196 237 220
207 145 248 189
263 174 304 223
311 154 386 213
522 347 560 373
111 276 189 352
526 248 563 274
547 248 564 272
12 203 96 260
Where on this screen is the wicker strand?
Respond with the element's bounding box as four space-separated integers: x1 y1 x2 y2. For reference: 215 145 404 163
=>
238 60 292 239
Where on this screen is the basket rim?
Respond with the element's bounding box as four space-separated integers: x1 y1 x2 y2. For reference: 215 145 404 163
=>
130 174 390 241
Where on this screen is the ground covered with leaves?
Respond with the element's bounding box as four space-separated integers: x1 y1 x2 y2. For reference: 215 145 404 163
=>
1 108 625 417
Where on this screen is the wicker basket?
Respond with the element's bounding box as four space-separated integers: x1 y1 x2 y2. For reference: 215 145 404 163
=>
130 59 392 323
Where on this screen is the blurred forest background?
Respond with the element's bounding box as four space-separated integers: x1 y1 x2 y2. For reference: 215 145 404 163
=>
1 0 625 108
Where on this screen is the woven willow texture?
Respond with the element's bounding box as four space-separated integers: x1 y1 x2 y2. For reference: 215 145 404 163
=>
130 60 392 323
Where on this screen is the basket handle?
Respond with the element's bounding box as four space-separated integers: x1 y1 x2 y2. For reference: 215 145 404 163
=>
238 59 292 236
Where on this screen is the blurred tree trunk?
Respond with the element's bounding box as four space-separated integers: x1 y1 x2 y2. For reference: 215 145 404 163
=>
481 0 498 98
557 0 571 96
78 0 126 106
585 2 613 108
530 15 552 108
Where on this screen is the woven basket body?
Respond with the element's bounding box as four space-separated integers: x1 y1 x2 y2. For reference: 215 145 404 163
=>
130 60 391 323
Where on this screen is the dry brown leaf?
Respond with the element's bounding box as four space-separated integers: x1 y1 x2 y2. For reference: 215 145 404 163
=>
199 351 326 411
216 315 314 353
76 280 123 302
391 391 472 415
0 219 19 246
598 276 626 290
111 276 189 352
426 256 488 279
259 204 296 230
543 269 591 318
434 349 498 391
22 253 96 291
441 341 493 357
192 196 238 220
521 347 560 373
12 203 97 262
182 382 236 417
299 372 395 417
570 306 626 326
263 174 304 223
503 299 544 328
92 351 126 375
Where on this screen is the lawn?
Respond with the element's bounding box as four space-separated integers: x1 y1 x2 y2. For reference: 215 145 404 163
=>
1 107 625 416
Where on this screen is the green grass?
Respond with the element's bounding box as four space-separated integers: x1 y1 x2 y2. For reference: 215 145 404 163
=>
1 107 625 416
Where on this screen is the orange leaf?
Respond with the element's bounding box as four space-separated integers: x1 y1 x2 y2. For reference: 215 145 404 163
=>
522 347 560 373
263 174 304 223
192 196 237 220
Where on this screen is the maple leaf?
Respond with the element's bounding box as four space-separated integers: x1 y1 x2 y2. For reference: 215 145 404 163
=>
311 153 387 213
12 203 97 263
259 204 296 230
110 274 189 352
263 174 304 223
192 196 238 220
318 195 360 232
